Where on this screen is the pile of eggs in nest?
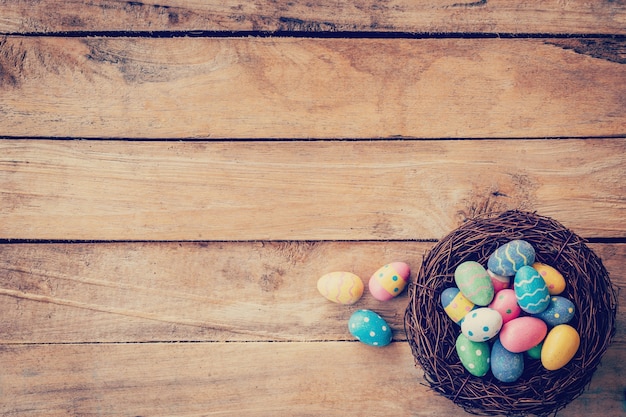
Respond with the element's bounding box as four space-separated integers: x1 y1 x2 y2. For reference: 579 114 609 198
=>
317 262 411 347
442 239 580 382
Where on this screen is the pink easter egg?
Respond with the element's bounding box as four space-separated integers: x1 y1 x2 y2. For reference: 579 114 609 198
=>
488 289 521 324
368 262 410 301
488 269 511 293
499 317 547 353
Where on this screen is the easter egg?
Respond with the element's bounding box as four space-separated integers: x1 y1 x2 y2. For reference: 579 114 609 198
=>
454 261 494 306
461 307 503 342
526 342 543 360
541 324 580 370
491 338 524 383
368 262 410 301
488 289 521 324
487 239 536 277
348 309 392 347
533 296 575 327
532 262 566 295
499 316 548 353
514 265 550 314
441 287 475 325
455 333 490 377
488 270 511 293
317 271 364 305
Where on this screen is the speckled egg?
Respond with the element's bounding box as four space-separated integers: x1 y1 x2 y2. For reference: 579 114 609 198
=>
348 309 392 347
461 307 503 342
499 316 548 353
488 240 536 277
488 270 511 293
533 296 575 327
532 262 566 295
488 289 521 324
456 333 490 377
441 287 475 325
541 324 580 370
514 265 550 314
368 262 410 301
454 261 494 306
491 338 524 383
317 271 364 305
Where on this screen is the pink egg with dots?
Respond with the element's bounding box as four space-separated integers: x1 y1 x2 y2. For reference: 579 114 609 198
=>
368 262 410 301
488 289 521 324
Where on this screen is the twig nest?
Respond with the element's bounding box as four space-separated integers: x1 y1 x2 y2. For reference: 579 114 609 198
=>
404 210 618 416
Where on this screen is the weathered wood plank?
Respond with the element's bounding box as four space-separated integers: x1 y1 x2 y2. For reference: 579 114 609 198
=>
1 0 625 35
1 37 624 139
0 341 623 416
1 139 624 241
0 242 622 344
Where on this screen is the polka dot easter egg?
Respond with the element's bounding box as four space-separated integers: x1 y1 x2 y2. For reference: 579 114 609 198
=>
348 309 392 347
317 271 364 305
368 262 410 301
455 333 490 377
487 239 535 277
441 287 475 325
488 289 521 324
533 296 575 327
491 339 524 383
454 261 494 306
461 307 503 342
514 265 550 314
532 262 566 295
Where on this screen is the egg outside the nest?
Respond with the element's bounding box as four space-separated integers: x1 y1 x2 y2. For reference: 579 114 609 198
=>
348 309 392 347
317 271 364 305
368 262 410 301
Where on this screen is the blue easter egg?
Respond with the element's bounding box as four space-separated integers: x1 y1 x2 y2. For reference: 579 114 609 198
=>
533 296 575 327
514 265 550 314
488 240 536 277
348 309 392 347
491 338 524 383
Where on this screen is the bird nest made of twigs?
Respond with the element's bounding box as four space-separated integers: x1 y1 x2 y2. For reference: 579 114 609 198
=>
404 210 618 416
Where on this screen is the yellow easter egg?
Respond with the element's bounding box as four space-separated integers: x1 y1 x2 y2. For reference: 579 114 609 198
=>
541 324 580 371
317 271 364 305
532 262 566 295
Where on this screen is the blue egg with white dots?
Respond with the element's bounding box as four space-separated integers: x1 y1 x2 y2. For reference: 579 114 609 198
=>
461 307 503 342
348 309 392 347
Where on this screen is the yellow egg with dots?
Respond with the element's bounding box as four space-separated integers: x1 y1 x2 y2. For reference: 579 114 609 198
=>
532 262 566 295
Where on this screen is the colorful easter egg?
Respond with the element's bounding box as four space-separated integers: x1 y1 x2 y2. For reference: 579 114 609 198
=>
348 309 392 347
368 262 410 301
541 324 580 370
317 271 364 305
441 287 475 325
488 289 521 324
455 333 490 377
533 296 575 327
526 342 543 360
488 270 511 293
491 338 524 383
514 266 550 314
487 240 536 277
532 262 566 295
461 307 503 342
499 316 548 353
454 261 494 306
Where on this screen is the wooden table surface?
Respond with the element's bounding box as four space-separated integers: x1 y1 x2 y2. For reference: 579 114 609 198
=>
1 2 625 416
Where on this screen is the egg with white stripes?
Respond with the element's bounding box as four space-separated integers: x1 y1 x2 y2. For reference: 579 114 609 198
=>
514 265 550 314
348 309 392 347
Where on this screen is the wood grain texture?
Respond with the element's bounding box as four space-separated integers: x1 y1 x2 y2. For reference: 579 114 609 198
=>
1 37 625 139
1 139 624 241
0 242 623 344
1 0 625 34
0 341 623 417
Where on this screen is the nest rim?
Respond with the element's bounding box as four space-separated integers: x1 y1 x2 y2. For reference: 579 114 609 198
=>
404 210 618 417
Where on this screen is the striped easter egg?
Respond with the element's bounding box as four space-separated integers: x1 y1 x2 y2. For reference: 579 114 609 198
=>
487 239 536 277
514 265 550 314
454 261 494 306
317 271 364 305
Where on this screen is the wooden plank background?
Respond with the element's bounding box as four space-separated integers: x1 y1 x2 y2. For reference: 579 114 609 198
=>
0 1 625 416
